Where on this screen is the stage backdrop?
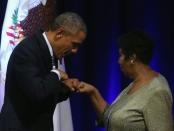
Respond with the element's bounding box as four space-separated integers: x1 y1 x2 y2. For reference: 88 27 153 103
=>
1 0 174 131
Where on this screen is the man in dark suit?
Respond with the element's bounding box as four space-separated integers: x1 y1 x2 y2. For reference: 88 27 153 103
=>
0 12 87 131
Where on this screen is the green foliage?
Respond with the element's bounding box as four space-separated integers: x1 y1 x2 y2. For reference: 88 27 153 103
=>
12 8 19 29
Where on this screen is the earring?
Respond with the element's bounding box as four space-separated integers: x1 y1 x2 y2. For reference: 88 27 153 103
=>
130 59 134 64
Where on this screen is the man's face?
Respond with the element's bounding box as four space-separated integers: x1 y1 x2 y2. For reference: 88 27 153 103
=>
53 31 86 58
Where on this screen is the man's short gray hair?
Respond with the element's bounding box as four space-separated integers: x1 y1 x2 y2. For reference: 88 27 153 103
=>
50 12 87 35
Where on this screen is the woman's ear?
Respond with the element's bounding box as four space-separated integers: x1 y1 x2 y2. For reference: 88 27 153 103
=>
132 54 136 60
130 54 137 64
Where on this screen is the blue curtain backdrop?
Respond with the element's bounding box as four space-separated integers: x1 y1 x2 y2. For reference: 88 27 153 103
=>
1 0 174 131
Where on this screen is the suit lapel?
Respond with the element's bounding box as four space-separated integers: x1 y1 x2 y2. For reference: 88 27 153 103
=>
35 30 52 70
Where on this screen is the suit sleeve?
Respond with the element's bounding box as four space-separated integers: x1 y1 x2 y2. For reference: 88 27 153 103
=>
10 44 70 104
143 90 174 131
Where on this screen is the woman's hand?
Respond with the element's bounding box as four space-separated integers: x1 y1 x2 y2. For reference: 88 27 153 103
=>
77 81 97 95
77 81 108 115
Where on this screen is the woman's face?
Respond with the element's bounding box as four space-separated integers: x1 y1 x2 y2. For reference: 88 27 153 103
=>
118 49 134 77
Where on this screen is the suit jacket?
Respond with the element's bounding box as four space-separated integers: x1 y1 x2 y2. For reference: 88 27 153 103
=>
0 30 70 131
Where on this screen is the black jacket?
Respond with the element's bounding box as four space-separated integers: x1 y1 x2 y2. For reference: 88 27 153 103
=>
0 30 70 131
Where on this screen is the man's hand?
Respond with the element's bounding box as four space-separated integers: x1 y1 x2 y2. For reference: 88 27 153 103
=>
63 79 80 92
58 69 68 80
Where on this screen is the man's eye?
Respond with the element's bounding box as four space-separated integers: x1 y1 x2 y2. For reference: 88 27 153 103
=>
72 43 80 48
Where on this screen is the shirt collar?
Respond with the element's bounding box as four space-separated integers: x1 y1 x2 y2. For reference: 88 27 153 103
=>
42 32 53 57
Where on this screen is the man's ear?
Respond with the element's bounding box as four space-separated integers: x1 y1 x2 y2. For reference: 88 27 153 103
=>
55 27 64 38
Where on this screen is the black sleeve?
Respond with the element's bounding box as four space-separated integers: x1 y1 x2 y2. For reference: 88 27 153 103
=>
10 43 70 104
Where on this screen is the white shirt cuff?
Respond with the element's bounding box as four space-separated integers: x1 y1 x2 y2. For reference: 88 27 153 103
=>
51 69 61 80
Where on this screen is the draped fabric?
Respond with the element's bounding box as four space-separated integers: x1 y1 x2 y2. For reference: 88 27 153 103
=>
0 0 7 110
0 0 7 38
1 0 174 131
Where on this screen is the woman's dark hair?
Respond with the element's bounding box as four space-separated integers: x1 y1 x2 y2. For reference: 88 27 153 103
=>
118 31 154 65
